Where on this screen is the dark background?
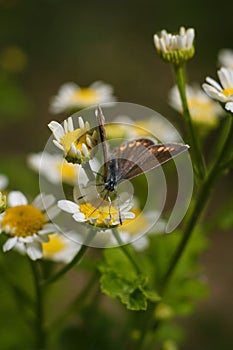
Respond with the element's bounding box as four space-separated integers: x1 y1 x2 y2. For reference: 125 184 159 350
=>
0 0 232 349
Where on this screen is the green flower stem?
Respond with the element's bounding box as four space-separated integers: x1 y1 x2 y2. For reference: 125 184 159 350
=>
162 114 233 291
138 113 233 350
43 228 96 286
112 227 142 275
174 64 206 178
210 113 233 168
42 243 89 286
29 259 46 350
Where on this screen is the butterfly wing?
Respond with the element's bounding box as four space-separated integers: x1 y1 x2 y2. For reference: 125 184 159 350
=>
111 138 189 183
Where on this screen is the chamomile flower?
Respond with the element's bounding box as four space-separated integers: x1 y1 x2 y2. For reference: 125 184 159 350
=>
218 49 233 69
42 232 81 263
58 198 135 228
169 84 222 127
48 116 98 164
153 26 195 64
49 81 116 114
202 67 233 113
0 191 59 260
0 174 9 191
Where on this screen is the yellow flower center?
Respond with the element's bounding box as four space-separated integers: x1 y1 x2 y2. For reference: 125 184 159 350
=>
60 128 83 155
122 208 147 235
2 205 47 237
222 87 233 97
42 234 66 255
60 128 93 160
72 88 99 104
57 161 77 182
79 202 119 227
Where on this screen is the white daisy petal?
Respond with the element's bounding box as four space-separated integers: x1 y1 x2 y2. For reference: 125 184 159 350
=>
32 193 55 211
67 117 74 132
26 242 43 261
19 236 34 243
225 101 233 112
132 236 149 251
73 212 86 222
205 77 222 91
53 140 64 151
3 236 18 252
48 121 65 141
46 205 60 220
38 223 57 234
0 175 9 191
58 200 79 214
8 191 28 207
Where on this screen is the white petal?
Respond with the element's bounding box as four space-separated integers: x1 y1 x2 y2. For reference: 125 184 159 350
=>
67 117 74 132
58 200 79 214
48 121 65 141
186 28 195 48
26 242 43 260
19 236 34 243
132 236 149 251
78 117 85 129
46 205 60 220
8 191 28 207
0 174 9 191
38 223 57 234
73 212 86 222
225 101 233 112
218 68 233 89
3 236 18 252
205 77 222 91
53 140 64 151
32 193 55 211
122 212 135 220
82 143 89 157
63 119 69 133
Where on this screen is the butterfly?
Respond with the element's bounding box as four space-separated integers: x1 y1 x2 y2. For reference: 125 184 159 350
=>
95 106 189 194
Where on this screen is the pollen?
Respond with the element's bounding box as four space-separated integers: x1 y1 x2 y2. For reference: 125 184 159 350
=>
2 205 47 237
79 202 118 227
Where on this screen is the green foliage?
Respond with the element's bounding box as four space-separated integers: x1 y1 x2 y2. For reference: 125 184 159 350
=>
0 73 32 123
98 248 160 311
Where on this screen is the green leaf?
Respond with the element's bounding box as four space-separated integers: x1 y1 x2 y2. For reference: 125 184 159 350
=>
99 248 160 311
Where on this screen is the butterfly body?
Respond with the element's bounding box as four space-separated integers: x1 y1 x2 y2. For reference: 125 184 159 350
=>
95 106 189 193
104 158 118 192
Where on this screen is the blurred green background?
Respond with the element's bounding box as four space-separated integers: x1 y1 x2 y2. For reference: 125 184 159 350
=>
0 0 233 349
